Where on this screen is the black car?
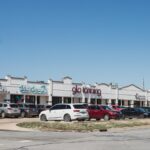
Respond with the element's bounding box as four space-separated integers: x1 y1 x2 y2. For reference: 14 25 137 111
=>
18 103 38 118
121 107 148 119
141 107 150 117
36 104 52 114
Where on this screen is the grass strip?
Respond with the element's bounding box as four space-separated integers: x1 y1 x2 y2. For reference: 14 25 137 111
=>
17 120 150 132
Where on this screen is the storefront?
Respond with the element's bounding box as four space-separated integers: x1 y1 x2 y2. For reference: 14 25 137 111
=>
0 76 49 104
0 75 150 107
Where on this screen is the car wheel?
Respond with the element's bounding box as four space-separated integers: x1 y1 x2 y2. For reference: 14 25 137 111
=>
1 112 6 118
20 112 25 118
64 114 71 122
104 115 109 121
40 114 47 121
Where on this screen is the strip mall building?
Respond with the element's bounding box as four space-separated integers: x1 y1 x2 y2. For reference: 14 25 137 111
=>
0 75 150 107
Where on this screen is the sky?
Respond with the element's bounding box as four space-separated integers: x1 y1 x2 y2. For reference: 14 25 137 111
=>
0 0 150 88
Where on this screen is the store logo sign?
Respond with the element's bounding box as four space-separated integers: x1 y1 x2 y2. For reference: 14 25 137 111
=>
19 85 48 94
72 85 101 96
135 93 146 100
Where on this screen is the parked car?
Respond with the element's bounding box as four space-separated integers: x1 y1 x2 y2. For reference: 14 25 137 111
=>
0 102 20 118
87 105 120 121
36 104 52 114
121 107 148 119
0 107 3 117
141 107 150 117
39 103 89 122
18 103 38 117
111 105 124 111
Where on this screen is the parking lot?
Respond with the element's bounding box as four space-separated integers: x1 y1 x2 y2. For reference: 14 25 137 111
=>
0 123 150 150
0 118 150 150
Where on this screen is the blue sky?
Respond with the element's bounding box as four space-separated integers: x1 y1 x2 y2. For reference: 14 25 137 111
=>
0 0 150 88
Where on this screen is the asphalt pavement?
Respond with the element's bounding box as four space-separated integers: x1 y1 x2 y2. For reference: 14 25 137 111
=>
0 127 150 150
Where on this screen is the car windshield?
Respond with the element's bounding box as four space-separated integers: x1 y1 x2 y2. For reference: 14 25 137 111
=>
18 104 23 107
145 108 150 112
102 105 112 110
24 104 29 108
29 105 36 108
46 105 51 109
10 104 18 108
136 108 145 113
37 105 44 108
73 104 86 109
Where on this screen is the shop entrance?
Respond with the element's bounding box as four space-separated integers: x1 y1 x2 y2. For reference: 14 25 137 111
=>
134 101 140 107
52 97 62 105
37 96 40 104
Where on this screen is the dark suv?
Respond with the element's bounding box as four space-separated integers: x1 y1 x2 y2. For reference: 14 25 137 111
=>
18 103 38 117
87 105 120 121
121 107 148 119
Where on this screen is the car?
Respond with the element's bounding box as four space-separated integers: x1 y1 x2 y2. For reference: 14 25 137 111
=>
111 105 124 111
141 107 150 117
0 107 3 117
18 103 38 117
39 103 89 122
36 104 52 114
87 105 120 121
36 104 45 114
0 102 20 118
100 105 123 119
121 107 148 119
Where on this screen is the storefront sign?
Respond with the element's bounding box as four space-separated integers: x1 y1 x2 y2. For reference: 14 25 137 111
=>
135 93 146 100
72 85 101 96
19 85 48 95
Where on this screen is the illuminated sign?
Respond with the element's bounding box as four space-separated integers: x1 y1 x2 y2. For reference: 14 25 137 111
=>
19 85 48 94
72 85 101 96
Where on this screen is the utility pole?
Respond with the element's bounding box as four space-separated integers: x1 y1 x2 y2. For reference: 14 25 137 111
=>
143 78 145 90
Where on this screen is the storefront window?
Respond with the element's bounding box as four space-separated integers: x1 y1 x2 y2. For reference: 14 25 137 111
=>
25 95 35 104
11 95 24 103
52 97 62 105
134 101 140 107
73 98 81 103
64 97 71 104
118 100 121 106
111 99 116 105
90 99 96 104
97 99 102 104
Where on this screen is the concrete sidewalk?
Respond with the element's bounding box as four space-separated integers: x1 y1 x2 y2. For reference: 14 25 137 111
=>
0 118 39 131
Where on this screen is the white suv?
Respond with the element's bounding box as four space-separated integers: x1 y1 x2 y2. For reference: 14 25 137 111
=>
39 103 89 122
0 103 21 118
